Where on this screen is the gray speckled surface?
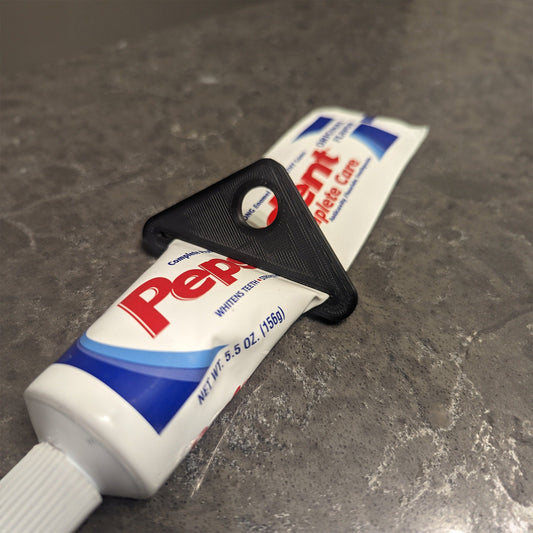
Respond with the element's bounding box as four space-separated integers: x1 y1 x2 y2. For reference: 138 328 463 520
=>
1 1 532 531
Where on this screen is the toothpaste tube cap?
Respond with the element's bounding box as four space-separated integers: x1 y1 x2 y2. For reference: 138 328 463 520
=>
0 442 101 533
143 158 357 322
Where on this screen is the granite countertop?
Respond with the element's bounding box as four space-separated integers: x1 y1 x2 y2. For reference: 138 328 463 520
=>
1 1 532 531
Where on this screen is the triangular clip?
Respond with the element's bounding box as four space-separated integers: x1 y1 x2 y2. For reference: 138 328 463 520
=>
143 158 357 322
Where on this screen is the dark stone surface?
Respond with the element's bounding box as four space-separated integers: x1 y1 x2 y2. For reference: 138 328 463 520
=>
1 1 532 531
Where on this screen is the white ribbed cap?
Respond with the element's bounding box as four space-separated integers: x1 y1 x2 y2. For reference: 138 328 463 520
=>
0 442 102 533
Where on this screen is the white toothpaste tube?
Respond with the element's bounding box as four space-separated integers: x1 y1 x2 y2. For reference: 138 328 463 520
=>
0 108 428 532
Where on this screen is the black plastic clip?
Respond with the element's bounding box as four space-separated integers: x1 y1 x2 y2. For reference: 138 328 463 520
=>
143 158 357 323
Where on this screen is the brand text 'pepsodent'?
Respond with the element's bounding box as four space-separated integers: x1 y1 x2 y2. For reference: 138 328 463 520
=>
118 257 256 337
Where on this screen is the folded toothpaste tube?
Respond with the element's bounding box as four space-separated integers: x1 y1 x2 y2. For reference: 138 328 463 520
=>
0 108 428 532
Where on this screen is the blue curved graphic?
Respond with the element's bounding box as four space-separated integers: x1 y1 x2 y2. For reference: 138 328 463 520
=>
79 334 221 369
351 123 398 159
57 336 224 433
294 116 333 141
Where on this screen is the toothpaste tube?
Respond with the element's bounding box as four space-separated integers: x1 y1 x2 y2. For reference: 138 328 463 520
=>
0 108 428 532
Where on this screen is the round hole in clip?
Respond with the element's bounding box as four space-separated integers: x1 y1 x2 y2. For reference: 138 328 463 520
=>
240 186 278 228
